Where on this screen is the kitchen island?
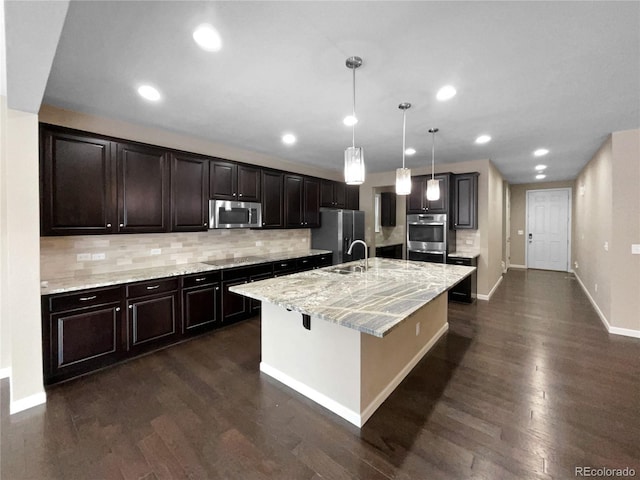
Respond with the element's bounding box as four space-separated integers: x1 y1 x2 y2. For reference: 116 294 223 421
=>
230 257 475 427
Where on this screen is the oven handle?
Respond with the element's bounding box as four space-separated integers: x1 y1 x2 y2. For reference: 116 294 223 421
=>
408 249 446 254
408 222 445 226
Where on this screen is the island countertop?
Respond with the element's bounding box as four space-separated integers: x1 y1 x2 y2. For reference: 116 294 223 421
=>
230 257 475 338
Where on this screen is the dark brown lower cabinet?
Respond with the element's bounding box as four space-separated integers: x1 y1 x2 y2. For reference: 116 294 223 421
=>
126 278 179 354
222 278 250 323
446 256 477 303
182 272 221 334
376 244 403 259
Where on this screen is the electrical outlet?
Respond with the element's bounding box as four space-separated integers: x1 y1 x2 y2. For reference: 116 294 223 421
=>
632 244 640 255
517 230 524 235
574 261 579 269
465 239 474 245
150 248 161 255
595 283 598 293
604 241 609 251
77 253 91 262
255 241 263 247
92 253 105 261
416 322 421 336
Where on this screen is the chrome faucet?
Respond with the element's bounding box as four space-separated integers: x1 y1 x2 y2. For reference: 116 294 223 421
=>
347 240 368 271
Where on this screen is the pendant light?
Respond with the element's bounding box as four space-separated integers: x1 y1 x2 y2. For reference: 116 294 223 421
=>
395 103 412 195
426 128 440 201
344 56 365 185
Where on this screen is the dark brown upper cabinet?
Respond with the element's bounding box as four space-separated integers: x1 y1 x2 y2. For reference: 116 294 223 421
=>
303 177 321 227
320 180 346 208
346 185 360 210
117 142 170 233
40 127 117 235
209 159 261 202
380 192 396 227
171 153 209 231
261 169 284 228
284 175 321 228
406 173 450 214
452 172 479 229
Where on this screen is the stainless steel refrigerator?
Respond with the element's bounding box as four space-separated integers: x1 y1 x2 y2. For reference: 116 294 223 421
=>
311 208 366 265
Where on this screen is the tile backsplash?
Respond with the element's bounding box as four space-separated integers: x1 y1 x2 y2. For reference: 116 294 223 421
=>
455 229 481 253
41 229 311 280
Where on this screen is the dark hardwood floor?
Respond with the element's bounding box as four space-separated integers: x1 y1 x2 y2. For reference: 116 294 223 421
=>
2 269 639 479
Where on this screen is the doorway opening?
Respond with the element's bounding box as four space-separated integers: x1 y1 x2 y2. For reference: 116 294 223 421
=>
526 188 571 271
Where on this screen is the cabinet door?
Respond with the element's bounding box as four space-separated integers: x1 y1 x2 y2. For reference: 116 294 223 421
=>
237 164 261 202
320 180 335 207
261 170 284 228
127 291 179 352
333 182 346 208
183 283 221 333
222 278 250 323
285 174 304 227
47 303 123 383
117 143 169 233
303 177 321 227
209 159 237 200
425 173 449 213
407 176 426 213
346 185 360 210
41 128 116 235
380 192 396 227
453 173 478 229
171 153 209 231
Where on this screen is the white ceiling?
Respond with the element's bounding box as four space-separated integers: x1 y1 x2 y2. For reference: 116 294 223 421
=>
16 1 640 183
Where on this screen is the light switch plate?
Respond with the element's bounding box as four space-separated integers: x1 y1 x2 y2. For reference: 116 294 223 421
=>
604 241 609 251
92 253 105 261
150 248 161 255
518 230 524 235
632 244 640 255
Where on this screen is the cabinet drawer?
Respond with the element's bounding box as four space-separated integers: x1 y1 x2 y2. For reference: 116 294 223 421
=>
447 257 473 266
223 263 272 281
314 254 333 268
49 286 122 313
126 278 178 298
273 260 297 276
182 271 222 289
296 257 314 271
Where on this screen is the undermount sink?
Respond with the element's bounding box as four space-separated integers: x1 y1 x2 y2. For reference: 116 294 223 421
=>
327 265 367 274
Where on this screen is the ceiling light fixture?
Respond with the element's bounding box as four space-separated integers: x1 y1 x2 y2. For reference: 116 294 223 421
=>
282 133 296 145
405 148 416 155
535 164 547 171
395 103 412 196
536 174 546 180
475 135 491 144
436 85 457 101
344 56 365 185
137 85 161 102
426 128 440 201
193 24 222 52
534 148 549 157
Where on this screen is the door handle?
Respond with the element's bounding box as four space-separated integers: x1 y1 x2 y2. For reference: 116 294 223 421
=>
528 233 533 243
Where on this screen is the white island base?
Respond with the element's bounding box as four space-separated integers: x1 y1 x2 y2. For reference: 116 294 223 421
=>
259 293 448 427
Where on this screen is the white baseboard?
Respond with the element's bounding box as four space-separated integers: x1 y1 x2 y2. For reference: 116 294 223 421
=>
260 362 362 427
0 367 11 379
509 264 527 269
477 275 503 301
10 391 47 415
261 322 450 428
359 322 449 426
574 272 640 339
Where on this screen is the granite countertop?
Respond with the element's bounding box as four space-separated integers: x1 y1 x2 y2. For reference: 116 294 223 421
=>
230 257 475 338
41 249 332 295
447 252 480 259
376 242 404 248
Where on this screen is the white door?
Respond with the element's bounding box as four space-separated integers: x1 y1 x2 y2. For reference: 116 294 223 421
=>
526 188 571 271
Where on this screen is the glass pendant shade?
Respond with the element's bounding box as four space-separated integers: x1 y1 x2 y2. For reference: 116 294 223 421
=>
395 168 412 195
344 146 365 185
426 178 440 201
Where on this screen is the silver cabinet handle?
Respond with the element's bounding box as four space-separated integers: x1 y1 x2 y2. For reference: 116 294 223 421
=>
129 305 133 309
79 295 97 301
233 193 237 196
115 307 121 312
106 223 112 227
195 277 207 282
119 223 124 227
238 193 243 197
146 285 160 290
204 222 208 226
215 287 220 291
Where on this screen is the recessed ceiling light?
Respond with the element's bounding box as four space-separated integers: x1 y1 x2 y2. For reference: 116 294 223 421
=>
405 148 416 155
536 174 546 180
535 164 547 171
193 24 222 52
436 85 457 101
343 115 358 126
282 133 296 145
137 85 161 102
475 135 491 144
534 148 549 157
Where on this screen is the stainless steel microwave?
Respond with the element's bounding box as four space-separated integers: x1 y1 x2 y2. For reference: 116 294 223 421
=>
209 200 262 229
